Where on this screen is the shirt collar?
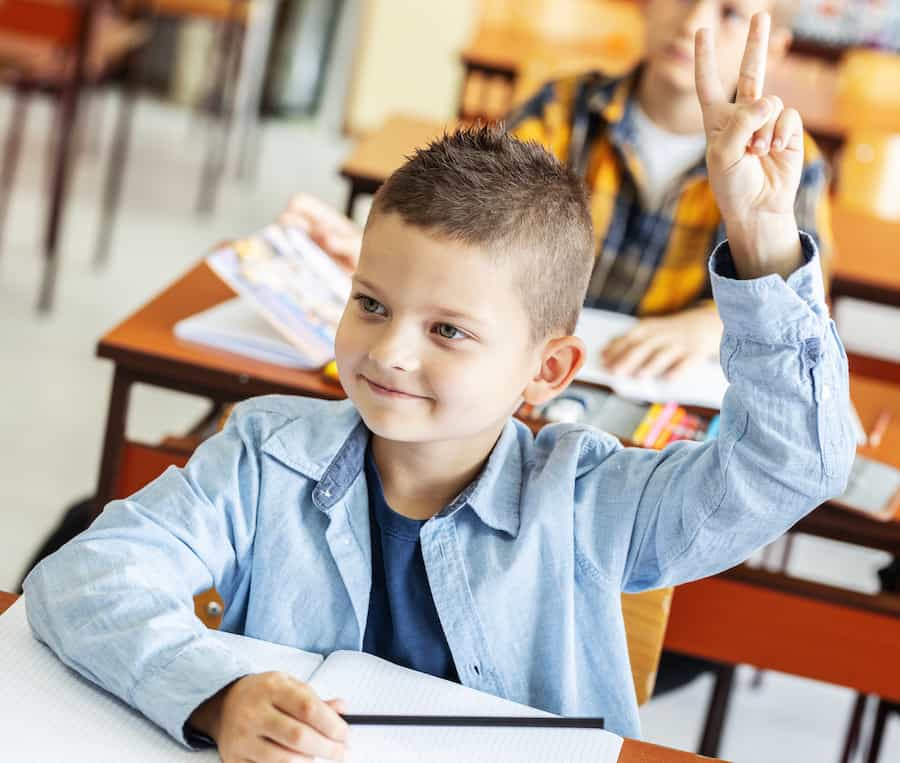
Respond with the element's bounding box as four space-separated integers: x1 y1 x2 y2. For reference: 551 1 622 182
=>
261 400 523 538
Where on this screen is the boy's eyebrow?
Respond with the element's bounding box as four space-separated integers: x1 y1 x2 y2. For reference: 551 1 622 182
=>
352 275 484 324
351 275 381 292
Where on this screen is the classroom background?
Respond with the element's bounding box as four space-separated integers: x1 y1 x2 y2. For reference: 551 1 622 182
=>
1 1 899 762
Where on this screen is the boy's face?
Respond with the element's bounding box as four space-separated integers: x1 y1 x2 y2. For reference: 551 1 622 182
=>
642 0 772 96
334 213 544 445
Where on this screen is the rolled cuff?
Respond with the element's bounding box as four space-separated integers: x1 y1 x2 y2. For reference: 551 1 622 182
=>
130 637 253 749
709 231 829 344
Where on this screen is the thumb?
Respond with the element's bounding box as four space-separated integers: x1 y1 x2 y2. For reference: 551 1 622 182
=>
717 97 774 164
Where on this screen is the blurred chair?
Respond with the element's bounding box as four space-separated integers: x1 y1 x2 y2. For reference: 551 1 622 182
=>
145 0 251 216
832 47 900 212
835 131 900 221
460 0 644 121
0 0 148 312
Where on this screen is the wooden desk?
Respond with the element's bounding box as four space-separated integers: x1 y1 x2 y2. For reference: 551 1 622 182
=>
0 593 724 762
831 204 900 308
0 591 16 613
339 114 452 218
93 261 343 516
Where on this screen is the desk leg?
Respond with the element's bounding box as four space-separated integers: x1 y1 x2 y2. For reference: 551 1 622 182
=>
345 183 361 220
93 367 134 521
698 663 735 757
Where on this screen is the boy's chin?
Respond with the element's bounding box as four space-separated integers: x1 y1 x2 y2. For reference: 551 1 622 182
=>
355 405 434 443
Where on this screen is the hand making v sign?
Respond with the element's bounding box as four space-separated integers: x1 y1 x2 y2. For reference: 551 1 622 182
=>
695 11 804 281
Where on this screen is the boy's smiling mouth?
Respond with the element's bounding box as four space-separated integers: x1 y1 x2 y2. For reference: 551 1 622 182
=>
362 375 430 400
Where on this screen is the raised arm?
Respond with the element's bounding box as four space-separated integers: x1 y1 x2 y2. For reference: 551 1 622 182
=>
573 13 855 592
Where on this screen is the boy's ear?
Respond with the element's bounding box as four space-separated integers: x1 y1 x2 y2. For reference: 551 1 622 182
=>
523 335 587 407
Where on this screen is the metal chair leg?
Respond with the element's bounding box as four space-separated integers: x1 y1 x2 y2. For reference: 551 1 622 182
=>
865 700 895 763
37 2 95 312
840 694 869 763
195 3 243 215
698 663 736 757
93 49 142 268
0 85 30 256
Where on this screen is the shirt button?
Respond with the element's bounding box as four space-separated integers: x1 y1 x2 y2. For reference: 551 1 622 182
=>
821 384 831 401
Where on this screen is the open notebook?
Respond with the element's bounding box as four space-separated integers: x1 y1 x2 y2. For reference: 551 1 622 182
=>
0 599 622 762
575 308 728 410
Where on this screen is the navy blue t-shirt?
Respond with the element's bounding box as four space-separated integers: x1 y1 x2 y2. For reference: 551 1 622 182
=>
362 446 459 682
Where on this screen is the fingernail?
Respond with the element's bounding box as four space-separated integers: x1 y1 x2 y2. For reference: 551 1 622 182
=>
754 139 767 152
773 138 783 151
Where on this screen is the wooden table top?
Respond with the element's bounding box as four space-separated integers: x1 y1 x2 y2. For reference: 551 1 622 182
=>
96 261 343 401
462 25 642 80
831 204 900 299
0 592 722 761
852 375 900 471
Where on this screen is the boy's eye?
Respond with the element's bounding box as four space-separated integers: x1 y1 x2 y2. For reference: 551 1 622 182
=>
355 295 386 315
721 5 744 22
434 323 466 341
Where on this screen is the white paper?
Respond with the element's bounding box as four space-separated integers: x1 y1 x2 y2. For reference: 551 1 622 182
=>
0 600 320 762
834 297 900 364
309 651 623 763
174 298 317 368
0 601 622 763
0 598 213 762
575 307 728 409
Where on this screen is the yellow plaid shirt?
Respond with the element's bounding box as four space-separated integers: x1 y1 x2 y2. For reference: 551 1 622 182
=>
507 68 833 315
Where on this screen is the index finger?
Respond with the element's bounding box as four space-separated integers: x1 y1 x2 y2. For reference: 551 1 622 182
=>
273 680 349 742
735 11 771 104
694 28 726 108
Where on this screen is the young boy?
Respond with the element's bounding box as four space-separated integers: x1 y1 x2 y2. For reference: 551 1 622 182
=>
284 0 833 381
25 14 852 763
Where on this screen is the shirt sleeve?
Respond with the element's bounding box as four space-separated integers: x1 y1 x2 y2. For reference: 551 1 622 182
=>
574 232 856 592
22 400 273 747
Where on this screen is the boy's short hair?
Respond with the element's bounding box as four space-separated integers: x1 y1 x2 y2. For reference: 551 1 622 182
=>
368 125 595 341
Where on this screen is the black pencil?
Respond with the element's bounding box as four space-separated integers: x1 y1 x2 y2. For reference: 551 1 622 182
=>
341 715 604 729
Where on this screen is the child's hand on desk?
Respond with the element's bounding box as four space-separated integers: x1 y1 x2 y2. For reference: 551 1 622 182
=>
189 671 348 762
602 305 722 378
280 193 363 274
695 12 804 280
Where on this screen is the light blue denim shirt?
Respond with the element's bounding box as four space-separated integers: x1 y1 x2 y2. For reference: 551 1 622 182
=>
24 235 854 743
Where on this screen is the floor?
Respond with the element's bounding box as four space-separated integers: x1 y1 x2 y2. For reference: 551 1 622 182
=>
0 90 897 763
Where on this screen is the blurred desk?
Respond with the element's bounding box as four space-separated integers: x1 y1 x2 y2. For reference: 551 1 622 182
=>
831 204 900 385
0 591 725 762
339 114 452 218
93 261 343 518
832 204 900 307
795 375 900 552
0 592 15 612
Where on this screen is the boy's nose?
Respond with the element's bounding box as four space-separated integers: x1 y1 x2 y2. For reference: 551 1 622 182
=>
367 327 421 373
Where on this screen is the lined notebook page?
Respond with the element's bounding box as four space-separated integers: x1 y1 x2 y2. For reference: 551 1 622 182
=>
310 651 623 763
0 598 209 761
0 599 321 762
